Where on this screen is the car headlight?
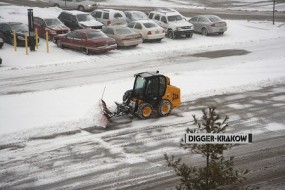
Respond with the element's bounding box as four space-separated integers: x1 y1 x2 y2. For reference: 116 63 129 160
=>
177 27 182 31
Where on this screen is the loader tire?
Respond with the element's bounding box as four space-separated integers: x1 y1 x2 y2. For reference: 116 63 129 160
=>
137 103 153 119
158 100 172 117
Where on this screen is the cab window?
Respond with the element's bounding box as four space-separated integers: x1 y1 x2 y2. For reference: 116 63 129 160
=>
145 78 160 98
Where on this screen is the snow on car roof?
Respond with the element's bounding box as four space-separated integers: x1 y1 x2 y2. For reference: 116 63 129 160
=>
63 10 88 15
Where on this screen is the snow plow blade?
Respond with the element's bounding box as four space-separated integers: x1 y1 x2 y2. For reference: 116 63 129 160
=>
99 99 132 127
98 99 113 127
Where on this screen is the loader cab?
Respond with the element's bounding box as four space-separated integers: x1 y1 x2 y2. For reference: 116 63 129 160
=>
133 72 167 104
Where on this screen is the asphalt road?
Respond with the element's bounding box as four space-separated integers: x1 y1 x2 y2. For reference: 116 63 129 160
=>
0 84 285 189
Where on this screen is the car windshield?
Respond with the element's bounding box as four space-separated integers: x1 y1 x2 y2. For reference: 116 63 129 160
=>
143 22 157 28
76 0 87 2
77 14 94 22
209 16 222 22
167 15 183 22
115 27 135 35
10 23 28 33
132 12 148 20
87 31 107 39
44 18 62 26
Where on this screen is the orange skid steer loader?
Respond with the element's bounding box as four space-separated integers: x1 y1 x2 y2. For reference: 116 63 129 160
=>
100 71 181 125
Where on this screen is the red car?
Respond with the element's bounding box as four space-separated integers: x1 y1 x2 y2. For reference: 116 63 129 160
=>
53 28 117 54
34 17 70 40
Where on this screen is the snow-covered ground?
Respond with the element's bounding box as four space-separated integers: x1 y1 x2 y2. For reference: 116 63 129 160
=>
0 5 285 143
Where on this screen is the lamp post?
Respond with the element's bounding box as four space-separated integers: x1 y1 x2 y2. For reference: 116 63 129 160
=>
28 9 36 51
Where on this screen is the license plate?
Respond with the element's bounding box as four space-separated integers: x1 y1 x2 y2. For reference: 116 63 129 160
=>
155 30 159 34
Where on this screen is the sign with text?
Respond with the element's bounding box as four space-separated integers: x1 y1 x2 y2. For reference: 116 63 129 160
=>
184 133 252 144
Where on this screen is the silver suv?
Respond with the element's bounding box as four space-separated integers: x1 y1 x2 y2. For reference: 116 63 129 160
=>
91 9 127 26
148 9 194 39
48 0 99 11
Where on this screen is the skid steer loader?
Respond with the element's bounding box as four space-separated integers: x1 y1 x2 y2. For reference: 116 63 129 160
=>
100 71 181 125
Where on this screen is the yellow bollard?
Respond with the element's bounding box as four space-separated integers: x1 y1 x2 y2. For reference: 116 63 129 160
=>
35 28 38 49
25 33 28 55
46 31 49 53
13 30 17 52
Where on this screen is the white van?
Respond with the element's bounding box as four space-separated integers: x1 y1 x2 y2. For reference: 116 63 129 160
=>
91 9 127 26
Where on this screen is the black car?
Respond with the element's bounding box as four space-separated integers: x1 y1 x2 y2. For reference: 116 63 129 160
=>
0 22 36 47
0 35 3 48
58 11 103 31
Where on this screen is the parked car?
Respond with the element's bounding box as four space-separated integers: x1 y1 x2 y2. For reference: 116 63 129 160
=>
0 22 37 47
127 20 165 42
188 15 227 36
91 9 127 26
34 17 70 40
53 28 117 54
102 25 142 47
48 0 99 11
124 11 148 24
0 35 3 48
148 9 194 39
58 11 103 31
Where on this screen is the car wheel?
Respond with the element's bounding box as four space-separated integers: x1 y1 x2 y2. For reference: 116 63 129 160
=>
78 5 85 11
218 32 224 35
186 32 193 38
137 103 153 119
158 100 172 117
54 3 60 7
81 47 89 55
168 30 175 39
201 28 208 36
140 34 145 42
57 40 63 49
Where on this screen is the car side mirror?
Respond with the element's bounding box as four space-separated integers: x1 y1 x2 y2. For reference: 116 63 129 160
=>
163 21 167 24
